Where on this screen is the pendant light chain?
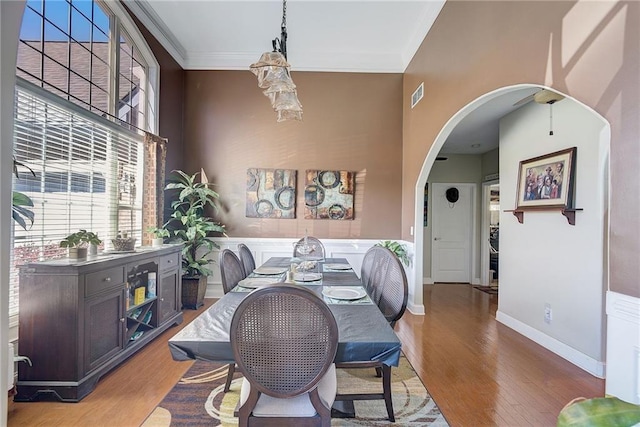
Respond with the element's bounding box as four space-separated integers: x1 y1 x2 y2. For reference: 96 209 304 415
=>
282 0 287 29
549 102 554 136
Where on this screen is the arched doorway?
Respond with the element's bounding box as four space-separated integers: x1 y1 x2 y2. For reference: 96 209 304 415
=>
411 84 610 378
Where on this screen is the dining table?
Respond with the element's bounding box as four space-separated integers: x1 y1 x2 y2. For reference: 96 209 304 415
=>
168 256 402 416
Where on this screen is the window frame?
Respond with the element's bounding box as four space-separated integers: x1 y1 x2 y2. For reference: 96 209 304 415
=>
10 0 159 326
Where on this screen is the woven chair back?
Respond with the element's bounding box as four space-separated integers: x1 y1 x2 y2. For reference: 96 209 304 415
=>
237 243 256 277
293 236 326 260
230 285 338 398
219 249 245 294
361 246 408 327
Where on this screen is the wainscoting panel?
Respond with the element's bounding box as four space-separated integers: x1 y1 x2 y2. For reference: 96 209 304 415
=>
606 291 640 403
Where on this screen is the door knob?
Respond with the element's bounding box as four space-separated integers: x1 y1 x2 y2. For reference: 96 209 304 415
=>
434 237 440 241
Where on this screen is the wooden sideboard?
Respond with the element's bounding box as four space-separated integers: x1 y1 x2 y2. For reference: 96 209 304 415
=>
15 244 183 402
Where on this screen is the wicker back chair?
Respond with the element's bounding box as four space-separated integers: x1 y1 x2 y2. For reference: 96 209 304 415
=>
219 249 244 294
373 246 409 328
335 245 408 422
237 243 256 277
360 246 379 300
360 246 408 327
293 236 326 260
231 285 338 427
218 248 246 393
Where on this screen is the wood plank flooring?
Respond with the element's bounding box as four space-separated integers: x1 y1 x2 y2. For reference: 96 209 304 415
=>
8 284 604 426
395 284 604 426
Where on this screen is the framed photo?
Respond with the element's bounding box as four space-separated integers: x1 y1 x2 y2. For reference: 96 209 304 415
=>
516 147 576 210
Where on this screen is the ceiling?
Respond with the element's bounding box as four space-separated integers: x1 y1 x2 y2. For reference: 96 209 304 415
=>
125 0 542 155
125 0 446 73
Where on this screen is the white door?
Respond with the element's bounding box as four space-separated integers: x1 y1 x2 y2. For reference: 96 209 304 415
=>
431 183 474 283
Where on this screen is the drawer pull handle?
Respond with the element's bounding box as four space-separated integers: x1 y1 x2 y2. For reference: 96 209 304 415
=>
104 277 111 282
120 318 125 323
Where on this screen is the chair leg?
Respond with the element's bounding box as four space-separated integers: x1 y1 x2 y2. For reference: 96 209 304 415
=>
375 366 382 378
382 365 395 422
224 363 235 392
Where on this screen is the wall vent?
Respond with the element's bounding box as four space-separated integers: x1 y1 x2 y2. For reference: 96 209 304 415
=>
411 82 424 109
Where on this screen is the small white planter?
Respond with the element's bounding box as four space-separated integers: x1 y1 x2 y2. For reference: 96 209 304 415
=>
152 238 164 247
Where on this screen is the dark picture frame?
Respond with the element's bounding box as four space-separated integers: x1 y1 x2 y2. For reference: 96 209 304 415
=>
516 147 577 210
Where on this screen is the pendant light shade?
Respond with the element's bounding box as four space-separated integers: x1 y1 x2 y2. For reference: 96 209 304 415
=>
249 0 302 122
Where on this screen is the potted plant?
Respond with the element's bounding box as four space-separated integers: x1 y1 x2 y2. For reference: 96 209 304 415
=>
60 229 102 260
164 169 225 309
84 231 102 255
375 240 411 267
12 157 35 231
147 226 170 247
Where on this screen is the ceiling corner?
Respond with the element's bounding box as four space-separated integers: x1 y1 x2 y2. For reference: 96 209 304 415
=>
401 0 446 71
124 0 188 68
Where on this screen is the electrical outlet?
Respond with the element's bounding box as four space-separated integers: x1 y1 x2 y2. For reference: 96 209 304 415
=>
544 303 552 324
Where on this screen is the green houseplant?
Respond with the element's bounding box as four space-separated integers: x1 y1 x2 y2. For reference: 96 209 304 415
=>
147 225 170 247
375 240 411 267
164 170 225 309
12 157 35 230
557 396 640 426
60 229 102 259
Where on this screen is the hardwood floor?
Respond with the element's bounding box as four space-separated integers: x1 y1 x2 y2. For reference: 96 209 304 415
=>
8 285 604 426
396 284 604 426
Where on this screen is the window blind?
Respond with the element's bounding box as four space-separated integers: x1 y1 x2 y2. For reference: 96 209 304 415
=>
10 78 144 317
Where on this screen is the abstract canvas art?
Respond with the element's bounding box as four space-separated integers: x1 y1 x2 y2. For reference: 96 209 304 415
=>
304 170 355 220
246 168 296 218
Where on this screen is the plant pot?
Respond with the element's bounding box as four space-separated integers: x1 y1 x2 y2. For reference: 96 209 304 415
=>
68 247 87 260
88 244 98 256
182 275 207 310
151 237 164 247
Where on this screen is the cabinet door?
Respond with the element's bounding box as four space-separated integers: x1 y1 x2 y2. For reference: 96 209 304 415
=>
158 269 179 325
84 288 125 374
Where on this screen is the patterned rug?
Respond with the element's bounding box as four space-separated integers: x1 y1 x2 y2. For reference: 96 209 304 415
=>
142 355 449 426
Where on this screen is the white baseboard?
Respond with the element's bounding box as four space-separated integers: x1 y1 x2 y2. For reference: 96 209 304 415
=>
407 301 425 315
496 310 605 378
471 277 480 285
424 277 434 284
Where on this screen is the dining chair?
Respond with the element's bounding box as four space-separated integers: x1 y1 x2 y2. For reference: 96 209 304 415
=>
336 245 408 422
237 243 256 277
218 248 246 392
293 236 326 260
230 284 339 427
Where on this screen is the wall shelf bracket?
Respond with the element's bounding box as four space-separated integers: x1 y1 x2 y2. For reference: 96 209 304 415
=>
504 208 583 225
561 208 583 226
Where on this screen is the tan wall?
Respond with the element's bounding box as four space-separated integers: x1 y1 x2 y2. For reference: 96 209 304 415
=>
183 71 403 239
402 1 639 297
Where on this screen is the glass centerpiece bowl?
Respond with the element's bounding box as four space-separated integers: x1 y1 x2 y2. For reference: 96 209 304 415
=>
293 237 317 280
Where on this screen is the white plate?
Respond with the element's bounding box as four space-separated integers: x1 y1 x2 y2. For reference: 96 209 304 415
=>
293 272 323 282
324 263 352 271
253 266 288 275
238 277 281 289
322 287 367 300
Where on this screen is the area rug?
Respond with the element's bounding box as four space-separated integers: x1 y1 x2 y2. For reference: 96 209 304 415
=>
142 355 448 426
473 285 498 295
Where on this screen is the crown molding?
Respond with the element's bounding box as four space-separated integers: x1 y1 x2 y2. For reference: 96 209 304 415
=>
401 0 446 70
184 50 404 73
123 0 187 68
